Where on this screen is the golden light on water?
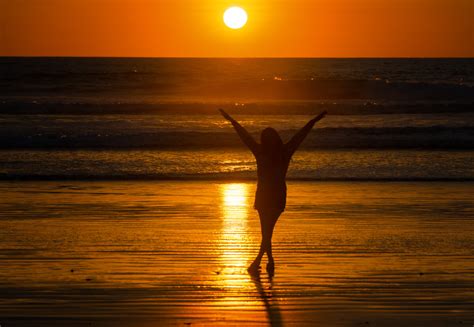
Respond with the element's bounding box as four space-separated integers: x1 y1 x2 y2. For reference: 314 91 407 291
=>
220 183 251 271
222 183 248 209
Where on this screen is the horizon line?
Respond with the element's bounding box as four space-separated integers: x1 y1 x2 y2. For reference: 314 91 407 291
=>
1 55 473 59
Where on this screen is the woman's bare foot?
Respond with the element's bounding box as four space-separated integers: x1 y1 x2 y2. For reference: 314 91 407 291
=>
247 261 261 275
266 260 275 275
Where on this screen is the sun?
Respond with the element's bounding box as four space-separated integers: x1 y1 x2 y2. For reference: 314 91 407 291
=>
223 6 248 29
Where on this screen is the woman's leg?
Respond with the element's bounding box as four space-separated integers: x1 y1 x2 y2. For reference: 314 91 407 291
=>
261 209 280 273
248 209 281 274
248 225 265 273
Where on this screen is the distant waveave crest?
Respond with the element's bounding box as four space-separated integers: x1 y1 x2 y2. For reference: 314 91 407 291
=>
0 126 473 150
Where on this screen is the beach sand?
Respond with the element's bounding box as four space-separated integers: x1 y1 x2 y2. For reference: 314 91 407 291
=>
0 181 473 326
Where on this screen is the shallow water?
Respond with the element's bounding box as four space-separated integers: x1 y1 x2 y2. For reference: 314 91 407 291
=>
1 149 473 180
0 181 473 326
1 113 474 150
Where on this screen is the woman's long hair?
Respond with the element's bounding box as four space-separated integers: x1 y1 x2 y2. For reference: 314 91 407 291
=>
261 128 284 159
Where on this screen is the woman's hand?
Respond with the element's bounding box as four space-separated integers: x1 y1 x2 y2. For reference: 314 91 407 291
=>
312 111 327 123
219 108 259 154
218 108 234 122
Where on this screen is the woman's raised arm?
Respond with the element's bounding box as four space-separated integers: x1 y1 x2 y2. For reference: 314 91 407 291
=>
219 109 259 155
285 111 327 157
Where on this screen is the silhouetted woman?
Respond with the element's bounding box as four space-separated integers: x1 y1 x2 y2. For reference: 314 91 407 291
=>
219 109 327 275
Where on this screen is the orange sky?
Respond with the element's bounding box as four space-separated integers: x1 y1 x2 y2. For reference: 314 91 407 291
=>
1 0 473 57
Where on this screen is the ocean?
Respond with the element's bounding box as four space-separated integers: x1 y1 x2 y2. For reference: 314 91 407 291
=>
1 57 473 180
1 58 474 326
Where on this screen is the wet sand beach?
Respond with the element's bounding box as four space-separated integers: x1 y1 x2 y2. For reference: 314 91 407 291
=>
0 181 473 326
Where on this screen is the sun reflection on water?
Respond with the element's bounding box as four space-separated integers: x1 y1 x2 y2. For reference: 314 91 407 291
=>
215 183 257 312
219 183 251 271
222 183 248 209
